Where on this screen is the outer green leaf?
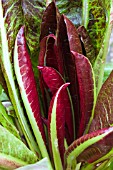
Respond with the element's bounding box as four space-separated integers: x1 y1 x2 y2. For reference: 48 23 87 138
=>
0 0 39 154
87 0 106 55
93 0 113 94
0 101 20 138
16 158 50 170
0 125 37 169
0 153 27 170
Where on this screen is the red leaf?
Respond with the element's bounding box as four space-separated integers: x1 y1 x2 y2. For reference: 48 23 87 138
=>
64 15 82 54
16 26 46 144
40 2 57 41
38 66 74 144
48 83 70 167
72 51 94 137
57 15 80 136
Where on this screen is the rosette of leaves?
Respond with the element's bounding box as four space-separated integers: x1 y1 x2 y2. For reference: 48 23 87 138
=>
0 0 113 170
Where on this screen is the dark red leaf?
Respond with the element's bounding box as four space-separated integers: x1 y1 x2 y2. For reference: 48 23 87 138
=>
72 51 94 137
48 83 70 167
40 2 57 41
64 15 82 54
57 15 80 136
38 66 74 144
16 26 46 144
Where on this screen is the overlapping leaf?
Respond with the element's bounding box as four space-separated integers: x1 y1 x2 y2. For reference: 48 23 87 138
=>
0 125 37 169
72 51 95 137
48 83 70 170
14 26 51 163
22 0 46 56
40 2 57 42
89 70 113 133
38 66 74 144
0 0 39 154
65 127 113 169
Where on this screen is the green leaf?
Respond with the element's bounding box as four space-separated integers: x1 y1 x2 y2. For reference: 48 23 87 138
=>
93 0 113 94
16 158 50 170
0 0 39 154
22 0 46 56
0 101 20 138
0 125 37 169
56 0 82 27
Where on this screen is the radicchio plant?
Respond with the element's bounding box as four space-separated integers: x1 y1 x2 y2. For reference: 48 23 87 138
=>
0 0 113 170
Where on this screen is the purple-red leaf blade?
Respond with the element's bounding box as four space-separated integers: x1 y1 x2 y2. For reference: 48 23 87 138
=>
48 83 70 169
64 15 82 54
38 66 74 143
72 51 95 137
40 2 57 41
14 26 51 163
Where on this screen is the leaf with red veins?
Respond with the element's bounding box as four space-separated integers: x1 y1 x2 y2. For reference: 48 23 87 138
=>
89 70 113 133
40 2 57 42
72 51 95 137
38 66 74 144
63 15 82 54
14 26 50 161
48 83 70 169
65 127 113 169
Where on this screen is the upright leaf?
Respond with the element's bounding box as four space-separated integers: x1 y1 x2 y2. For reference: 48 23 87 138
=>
40 2 57 41
57 15 80 136
48 83 70 170
72 51 95 137
38 66 74 144
92 0 113 94
64 15 82 54
14 26 52 168
0 0 38 154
